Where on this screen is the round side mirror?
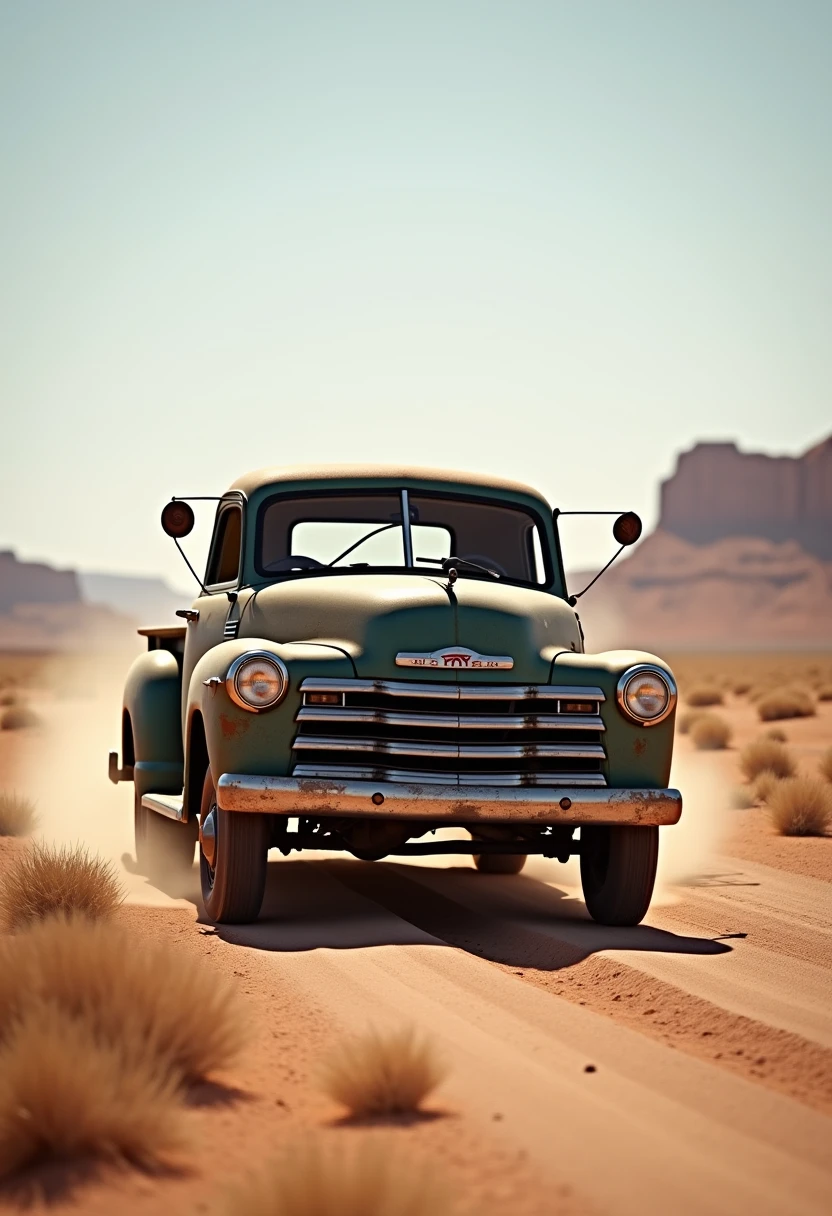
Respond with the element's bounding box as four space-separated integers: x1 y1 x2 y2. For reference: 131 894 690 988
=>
613 511 642 546
161 500 195 539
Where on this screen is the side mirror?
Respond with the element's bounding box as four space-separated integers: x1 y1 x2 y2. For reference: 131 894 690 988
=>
613 512 642 546
161 500 195 539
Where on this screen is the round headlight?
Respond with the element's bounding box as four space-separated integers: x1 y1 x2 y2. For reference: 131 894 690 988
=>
226 652 288 712
616 666 676 726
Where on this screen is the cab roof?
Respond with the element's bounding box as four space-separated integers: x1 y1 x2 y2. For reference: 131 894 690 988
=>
229 463 549 505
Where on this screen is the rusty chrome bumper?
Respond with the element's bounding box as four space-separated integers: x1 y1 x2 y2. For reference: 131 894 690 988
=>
216 775 682 826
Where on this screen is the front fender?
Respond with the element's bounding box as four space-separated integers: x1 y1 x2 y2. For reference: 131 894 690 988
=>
552 649 677 788
186 638 354 802
124 650 184 796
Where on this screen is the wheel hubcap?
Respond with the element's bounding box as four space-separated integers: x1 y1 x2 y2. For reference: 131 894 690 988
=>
200 806 217 869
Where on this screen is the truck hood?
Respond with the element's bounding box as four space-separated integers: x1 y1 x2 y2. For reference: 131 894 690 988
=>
240 574 581 681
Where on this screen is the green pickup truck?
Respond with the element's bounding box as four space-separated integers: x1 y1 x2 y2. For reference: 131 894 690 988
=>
109 465 680 926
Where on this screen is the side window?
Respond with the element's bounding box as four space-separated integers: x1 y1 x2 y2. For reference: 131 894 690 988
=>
206 506 242 586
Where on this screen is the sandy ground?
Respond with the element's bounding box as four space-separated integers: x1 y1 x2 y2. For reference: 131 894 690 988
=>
0 673 830 1215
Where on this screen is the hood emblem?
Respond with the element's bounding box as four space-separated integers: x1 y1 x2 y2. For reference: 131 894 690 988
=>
396 646 513 670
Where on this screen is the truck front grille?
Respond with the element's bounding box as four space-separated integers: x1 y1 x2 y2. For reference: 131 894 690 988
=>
291 678 607 787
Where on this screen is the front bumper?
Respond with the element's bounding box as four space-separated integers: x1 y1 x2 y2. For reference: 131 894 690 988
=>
216 774 682 826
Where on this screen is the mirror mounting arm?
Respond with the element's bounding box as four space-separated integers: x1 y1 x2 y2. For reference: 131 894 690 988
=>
567 545 625 605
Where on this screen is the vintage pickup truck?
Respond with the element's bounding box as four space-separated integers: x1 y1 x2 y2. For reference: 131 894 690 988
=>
109 465 680 926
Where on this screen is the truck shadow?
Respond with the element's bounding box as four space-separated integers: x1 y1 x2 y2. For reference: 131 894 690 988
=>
198 855 732 971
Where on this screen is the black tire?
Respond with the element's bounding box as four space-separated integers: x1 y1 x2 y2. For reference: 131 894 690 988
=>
580 825 658 926
199 769 268 924
474 852 527 875
134 789 197 884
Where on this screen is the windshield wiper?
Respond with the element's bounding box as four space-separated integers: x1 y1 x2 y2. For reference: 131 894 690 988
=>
417 555 500 579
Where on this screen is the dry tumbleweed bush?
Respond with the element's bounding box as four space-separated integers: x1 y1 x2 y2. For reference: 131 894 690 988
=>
816 684 832 702
768 778 832 837
739 739 796 783
0 915 247 1083
0 705 41 731
684 685 723 707
690 713 731 751
222 1139 450 1216
752 772 780 804
0 1002 185 1180
321 1027 447 1117
0 792 37 837
756 687 815 721
0 843 123 930
677 710 703 736
819 747 832 784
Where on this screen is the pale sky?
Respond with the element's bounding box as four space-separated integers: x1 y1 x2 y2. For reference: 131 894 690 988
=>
2 0 830 589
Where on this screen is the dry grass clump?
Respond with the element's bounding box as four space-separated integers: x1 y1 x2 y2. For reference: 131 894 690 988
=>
1 704 41 731
320 1027 446 1118
757 687 816 721
0 1002 184 1180
222 1140 449 1216
677 710 703 735
752 772 780 804
739 738 796 782
820 747 832 784
0 915 247 1083
764 727 787 742
685 685 723 707
0 844 123 931
768 778 832 837
0 691 17 708
817 684 832 702
690 713 731 751
0 792 37 837
732 680 752 696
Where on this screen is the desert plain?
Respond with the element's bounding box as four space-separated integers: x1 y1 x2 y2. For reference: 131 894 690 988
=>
0 649 830 1216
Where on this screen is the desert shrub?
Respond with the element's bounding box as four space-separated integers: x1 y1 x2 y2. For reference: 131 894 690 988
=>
733 681 752 696
222 1140 449 1216
0 915 247 1083
677 710 703 735
0 705 40 731
0 793 37 837
0 692 16 708
729 786 755 809
817 685 832 702
757 687 815 721
752 772 780 804
820 747 832 784
0 1001 183 1179
764 727 787 742
690 713 731 751
739 738 796 782
769 778 832 837
0 844 123 931
685 685 723 707
320 1027 446 1118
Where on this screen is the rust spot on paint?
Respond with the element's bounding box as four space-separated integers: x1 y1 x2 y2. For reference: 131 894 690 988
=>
219 713 249 739
633 737 647 757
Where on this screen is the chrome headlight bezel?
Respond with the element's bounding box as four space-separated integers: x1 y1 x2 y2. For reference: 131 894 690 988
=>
615 664 677 727
226 651 289 713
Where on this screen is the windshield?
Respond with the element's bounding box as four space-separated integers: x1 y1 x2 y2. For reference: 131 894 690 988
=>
255 490 550 586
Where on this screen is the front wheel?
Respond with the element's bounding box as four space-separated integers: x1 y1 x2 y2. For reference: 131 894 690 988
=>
580 825 658 926
199 769 268 924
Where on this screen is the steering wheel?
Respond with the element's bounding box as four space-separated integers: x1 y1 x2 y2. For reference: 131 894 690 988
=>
460 554 509 578
263 555 326 572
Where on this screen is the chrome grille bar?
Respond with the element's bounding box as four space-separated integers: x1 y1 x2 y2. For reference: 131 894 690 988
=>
292 763 608 787
300 677 605 702
293 735 606 760
296 706 605 732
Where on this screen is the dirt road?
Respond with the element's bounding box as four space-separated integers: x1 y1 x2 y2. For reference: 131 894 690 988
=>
1 685 831 1214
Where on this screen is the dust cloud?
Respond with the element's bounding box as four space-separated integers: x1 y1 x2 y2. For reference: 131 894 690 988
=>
18 648 192 907
654 748 728 898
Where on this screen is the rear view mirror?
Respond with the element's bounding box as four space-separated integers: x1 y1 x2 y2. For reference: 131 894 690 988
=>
613 512 642 546
161 500 195 539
